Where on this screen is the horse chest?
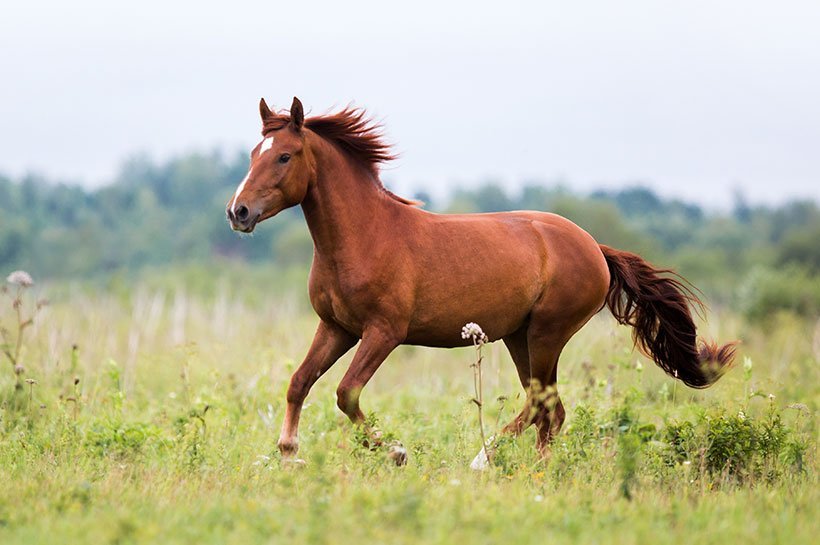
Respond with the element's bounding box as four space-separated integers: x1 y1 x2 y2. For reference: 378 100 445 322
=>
307 266 381 336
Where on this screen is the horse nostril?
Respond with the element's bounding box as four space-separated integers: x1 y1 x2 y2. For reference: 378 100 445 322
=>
235 205 250 222
226 207 235 222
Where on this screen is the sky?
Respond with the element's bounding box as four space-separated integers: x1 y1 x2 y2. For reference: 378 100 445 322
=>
1 0 819 206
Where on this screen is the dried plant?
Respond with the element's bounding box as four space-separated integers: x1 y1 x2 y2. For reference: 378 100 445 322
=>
1 271 47 390
462 322 491 466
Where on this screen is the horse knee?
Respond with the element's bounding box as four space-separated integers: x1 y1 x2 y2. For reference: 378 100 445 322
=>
335 383 361 418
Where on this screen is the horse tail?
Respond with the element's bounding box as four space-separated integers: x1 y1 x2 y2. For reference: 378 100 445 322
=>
600 245 737 388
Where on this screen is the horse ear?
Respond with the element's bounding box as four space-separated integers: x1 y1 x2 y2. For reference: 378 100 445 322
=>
290 97 304 130
259 98 274 123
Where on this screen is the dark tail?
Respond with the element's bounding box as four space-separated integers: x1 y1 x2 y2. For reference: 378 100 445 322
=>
600 245 737 388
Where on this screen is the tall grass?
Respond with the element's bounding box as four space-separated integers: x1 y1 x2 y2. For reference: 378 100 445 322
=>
0 270 816 544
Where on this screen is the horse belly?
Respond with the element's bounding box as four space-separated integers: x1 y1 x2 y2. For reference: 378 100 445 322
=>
404 259 542 347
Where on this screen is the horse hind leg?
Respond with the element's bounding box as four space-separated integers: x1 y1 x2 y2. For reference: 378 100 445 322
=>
525 328 569 456
499 327 536 436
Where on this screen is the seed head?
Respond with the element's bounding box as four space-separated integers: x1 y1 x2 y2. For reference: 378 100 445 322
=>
461 322 488 344
6 270 34 288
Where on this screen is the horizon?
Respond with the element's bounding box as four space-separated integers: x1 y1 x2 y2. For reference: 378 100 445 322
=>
1 145 815 212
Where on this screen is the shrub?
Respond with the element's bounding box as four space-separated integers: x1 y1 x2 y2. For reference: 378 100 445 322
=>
738 265 820 322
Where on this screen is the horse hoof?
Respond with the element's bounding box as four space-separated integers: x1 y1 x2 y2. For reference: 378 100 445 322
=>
387 444 408 466
277 438 299 458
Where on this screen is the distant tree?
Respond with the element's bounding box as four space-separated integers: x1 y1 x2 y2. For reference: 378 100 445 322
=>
470 183 515 212
778 223 820 273
732 188 752 223
413 190 434 209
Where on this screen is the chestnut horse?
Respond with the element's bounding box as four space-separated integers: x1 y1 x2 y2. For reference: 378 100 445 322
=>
226 97 736 462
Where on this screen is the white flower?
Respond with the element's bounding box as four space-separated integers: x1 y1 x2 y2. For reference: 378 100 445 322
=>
738 410 746 421
768 393 776 401
743 356 753 372
252 454 271 467
534 495 544 502
6 270 34 287
635 360 643 373
461 322 488 344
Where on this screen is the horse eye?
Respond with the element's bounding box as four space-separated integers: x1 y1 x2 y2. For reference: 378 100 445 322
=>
279 154 291 164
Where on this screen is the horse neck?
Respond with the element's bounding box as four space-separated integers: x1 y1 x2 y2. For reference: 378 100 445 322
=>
300 132 396 257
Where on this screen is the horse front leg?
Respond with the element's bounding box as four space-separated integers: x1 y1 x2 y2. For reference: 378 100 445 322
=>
277 320 357 459
335 325 403 442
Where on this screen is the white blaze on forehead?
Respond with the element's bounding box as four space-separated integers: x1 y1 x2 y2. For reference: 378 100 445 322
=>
230 167 252 214
259 136 274 155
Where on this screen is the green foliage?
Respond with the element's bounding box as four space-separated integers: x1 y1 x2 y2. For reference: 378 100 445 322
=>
85 419 165 457
2 158 819 320
662 405 809 483
778 223 820 272
738 265 820 322
0 283 816 544
0 153 293 277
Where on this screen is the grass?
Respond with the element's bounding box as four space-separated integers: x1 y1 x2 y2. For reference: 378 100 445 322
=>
0 270 817 544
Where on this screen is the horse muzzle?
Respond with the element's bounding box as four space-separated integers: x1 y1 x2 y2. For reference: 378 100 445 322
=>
226 203 261 233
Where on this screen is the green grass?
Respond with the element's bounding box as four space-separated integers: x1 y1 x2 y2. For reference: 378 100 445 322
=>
0 275 817 544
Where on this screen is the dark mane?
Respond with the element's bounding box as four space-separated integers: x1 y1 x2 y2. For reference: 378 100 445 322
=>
263 107 419 206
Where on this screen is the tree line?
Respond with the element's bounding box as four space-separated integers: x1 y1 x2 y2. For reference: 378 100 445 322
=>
1 152 818 321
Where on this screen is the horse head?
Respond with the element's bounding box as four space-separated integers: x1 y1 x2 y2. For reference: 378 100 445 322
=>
226 97 314 233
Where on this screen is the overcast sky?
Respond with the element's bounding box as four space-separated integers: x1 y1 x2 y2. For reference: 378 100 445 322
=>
1 0 818 206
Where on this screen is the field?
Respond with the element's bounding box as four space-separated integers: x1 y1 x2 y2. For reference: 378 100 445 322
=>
1 265 817 544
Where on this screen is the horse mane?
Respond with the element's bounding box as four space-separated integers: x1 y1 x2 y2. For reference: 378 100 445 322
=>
262 107 420 206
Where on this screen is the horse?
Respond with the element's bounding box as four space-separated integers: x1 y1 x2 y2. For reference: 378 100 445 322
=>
226 97 737 464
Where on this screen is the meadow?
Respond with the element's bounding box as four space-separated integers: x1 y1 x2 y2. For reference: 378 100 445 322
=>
0 264 817 544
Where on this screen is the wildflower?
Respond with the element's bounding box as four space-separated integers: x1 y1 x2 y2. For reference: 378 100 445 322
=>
737 410 746 421
252 454 271 467
743 356 753 373
6 271 34 287
534 494 544 502
635 360 643 373
768 393 776 401
14 364 25 375
461 322 488 344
